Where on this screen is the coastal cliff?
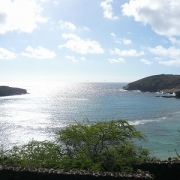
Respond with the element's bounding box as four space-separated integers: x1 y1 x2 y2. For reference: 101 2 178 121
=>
123 74 180 97
0 86 27 97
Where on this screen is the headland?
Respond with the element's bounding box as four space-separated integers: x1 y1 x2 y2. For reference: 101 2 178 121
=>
0 86 28 97
123 74 180 97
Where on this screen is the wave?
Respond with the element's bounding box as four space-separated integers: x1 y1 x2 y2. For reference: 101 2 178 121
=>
128 116 167 126
132 90 141 93
118 89 126 92
128 120 157 126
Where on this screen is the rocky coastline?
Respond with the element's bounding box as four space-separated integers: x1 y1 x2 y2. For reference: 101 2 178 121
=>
123 74 180 98
0 86 28 97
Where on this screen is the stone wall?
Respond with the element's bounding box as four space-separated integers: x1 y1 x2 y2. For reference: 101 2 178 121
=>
2 160 180 180
0 165 152 180
134 159 180 180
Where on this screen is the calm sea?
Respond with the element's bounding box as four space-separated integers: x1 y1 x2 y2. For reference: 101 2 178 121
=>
1 82 180 159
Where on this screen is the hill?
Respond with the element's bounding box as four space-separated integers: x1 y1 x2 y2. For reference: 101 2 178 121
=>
123 74 180 94
0 86 27 97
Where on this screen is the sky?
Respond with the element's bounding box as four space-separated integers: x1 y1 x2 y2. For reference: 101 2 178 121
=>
1 0 180 83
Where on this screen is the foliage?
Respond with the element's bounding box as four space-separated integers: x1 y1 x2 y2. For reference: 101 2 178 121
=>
0 120 149 172
0 141 62 168
57 119 149 171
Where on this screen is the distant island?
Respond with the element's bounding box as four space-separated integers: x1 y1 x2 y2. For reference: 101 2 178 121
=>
0 86 27 97
123 74 180 98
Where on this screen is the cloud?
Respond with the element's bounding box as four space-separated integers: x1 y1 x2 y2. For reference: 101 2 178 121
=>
65 55 77 63
100 0 118 20
141 58 152 65
108 58 125 63
149 45 180 66
21 46 56 59
59 33 104 54
81 26 90 32
59 20 77 31
122 0 180 37
110 33 132 45
0 48 16 59
53 0 59 5
59 20 90 32
110 48 144 57
159 60 180 66
122 38 132 45
110 33 116 37
149 45 180 59
0 12 7 24
169 37 180 45
81 57 86 61
0 0 48 34
65 55 86 62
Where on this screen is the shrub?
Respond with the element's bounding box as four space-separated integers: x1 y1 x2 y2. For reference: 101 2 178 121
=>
1 120 149 171
57 119 149 171
1 141 62 168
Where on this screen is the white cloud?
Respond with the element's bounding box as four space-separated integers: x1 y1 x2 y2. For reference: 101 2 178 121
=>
110 33 121 44
108 58 125 63
110 48 144 57
39 0 48 2
81 26 90 32
65 55 77 63
0 48 16 59
61 33 79 40
149 46 180 59
53 0 59 5
169 37 180 45
59 20 77 31
149 45 180 66
65 55 86 62
81 57 86 61
21 46 56 59
159 60 180 66
59 33 104 54
110 33 116 37
110 33 132 45
122 0 180 37
122 38 132 45
141 58 152 65
100 0 118 20
0 0 48 34
59 20 90 32
155 57 163 61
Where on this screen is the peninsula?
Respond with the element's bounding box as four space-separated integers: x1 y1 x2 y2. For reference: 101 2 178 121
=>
123 74 180 97
0 86 27 97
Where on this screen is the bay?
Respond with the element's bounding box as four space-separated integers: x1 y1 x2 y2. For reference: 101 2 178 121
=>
1 82 180 159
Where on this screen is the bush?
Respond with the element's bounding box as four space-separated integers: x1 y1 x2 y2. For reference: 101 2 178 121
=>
1 120 149 172
57 119 149 171
1 141 62 168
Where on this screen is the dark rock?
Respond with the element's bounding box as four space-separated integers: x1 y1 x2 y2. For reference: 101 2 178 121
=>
123 74 180 96
156 95 175 98
0 86 27 97
175 91 180 98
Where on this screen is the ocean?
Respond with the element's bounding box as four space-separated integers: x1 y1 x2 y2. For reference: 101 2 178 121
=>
1 82 180 159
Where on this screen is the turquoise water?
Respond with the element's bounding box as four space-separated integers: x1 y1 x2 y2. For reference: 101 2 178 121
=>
0 82 180 159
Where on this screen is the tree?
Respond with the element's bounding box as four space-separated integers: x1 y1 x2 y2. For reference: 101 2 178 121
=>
57 119 149 171
1 141 62 168
1 120 149 172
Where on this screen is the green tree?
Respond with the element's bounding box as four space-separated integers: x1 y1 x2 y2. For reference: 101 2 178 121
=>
1 141 62 168
1 120 149 172
57 119 149 171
